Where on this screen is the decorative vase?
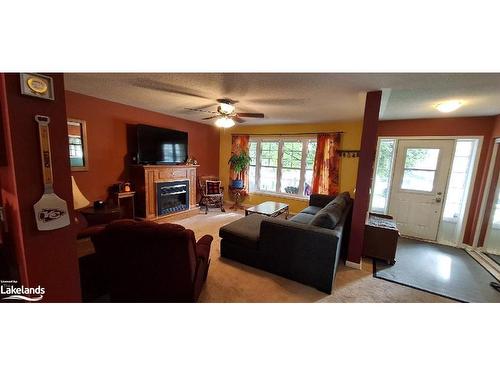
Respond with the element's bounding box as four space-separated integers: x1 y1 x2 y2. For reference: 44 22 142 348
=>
232 179 244 189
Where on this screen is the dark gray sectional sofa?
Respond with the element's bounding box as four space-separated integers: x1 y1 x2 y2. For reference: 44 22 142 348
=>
219 192 352 294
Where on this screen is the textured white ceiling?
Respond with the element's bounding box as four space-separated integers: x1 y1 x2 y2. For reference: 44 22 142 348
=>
64 73 500 125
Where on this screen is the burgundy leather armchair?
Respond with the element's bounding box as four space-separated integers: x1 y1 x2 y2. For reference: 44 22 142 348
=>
91 219 213 302
75 211 106 240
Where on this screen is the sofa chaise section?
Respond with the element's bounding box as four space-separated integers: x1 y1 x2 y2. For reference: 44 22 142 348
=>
219 193 352 294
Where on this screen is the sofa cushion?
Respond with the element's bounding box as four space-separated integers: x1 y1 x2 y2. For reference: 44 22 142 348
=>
219 214 265 250
301 206 322 215
289 212 315 225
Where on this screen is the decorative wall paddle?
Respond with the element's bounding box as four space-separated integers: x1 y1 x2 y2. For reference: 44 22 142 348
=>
33 115 70 231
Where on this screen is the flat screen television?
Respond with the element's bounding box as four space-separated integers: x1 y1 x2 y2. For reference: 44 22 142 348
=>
136 124 188 165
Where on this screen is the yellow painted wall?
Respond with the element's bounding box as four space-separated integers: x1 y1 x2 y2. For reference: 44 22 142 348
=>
219 121 362 213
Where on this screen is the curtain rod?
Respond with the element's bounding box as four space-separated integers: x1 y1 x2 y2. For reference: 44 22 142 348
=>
230 131 344 136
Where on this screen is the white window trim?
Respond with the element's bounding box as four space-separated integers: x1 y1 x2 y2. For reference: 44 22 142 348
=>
249 136 316 199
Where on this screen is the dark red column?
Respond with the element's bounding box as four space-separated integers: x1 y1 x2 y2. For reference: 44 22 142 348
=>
347 91 382 266
0 73 81 301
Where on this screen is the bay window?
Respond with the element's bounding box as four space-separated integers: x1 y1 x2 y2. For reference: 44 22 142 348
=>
248 136 317 197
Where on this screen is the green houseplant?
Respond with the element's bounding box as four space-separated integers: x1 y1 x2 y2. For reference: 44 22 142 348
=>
228 149 252 189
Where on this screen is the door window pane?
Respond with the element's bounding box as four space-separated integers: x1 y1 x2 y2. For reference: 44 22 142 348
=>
371 139 396 212
401 148 440 192
401 170 436 192
404 148 440 170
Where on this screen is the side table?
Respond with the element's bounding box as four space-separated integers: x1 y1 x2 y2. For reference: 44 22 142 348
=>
79 206 123 226
113 191 136 219
362 212 400 265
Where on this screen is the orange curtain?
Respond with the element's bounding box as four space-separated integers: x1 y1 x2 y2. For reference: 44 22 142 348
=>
230 135 250 193
312 133 341 195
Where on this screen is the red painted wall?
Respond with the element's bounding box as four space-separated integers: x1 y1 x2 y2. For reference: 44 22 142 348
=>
0 73 81 301
65 91 220 202
378 116 496 246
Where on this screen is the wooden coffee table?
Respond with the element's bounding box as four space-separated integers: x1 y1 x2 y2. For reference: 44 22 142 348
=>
245 201 289 219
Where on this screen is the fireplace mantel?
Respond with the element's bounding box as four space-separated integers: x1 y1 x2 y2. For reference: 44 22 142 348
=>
130 164 198 220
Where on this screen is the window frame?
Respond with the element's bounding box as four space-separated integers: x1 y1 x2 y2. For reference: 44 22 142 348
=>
249 136 317 199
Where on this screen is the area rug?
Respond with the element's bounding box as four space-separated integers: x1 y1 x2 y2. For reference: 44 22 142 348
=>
373 238 500 303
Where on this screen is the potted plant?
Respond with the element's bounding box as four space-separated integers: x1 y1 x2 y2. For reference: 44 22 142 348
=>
228 149 251 189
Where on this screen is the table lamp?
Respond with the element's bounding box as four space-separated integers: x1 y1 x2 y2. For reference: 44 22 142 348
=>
71 176 90 210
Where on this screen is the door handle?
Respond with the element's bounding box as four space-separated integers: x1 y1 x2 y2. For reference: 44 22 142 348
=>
435 192 443 203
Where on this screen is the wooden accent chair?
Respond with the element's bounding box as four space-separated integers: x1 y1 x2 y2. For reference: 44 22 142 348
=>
198 175 225 214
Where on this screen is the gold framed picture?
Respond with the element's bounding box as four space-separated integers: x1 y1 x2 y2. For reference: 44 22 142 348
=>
19 73 55 100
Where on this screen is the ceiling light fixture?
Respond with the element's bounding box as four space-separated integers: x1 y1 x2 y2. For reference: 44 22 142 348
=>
215 116 235 128
218 102 235 115
435 100 463 113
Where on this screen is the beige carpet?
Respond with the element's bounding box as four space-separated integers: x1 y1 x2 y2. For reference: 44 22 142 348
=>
170 208 453 303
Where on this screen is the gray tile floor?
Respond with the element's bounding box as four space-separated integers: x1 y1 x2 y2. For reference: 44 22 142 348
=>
374 238 500 303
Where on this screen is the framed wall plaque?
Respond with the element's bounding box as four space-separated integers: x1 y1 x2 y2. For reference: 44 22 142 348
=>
19 73 55 100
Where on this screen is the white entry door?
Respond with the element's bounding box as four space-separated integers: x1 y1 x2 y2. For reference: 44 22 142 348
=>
388 139 454 241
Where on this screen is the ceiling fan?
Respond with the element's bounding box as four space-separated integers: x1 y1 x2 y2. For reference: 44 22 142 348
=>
132 78 269 128
185 98 264 128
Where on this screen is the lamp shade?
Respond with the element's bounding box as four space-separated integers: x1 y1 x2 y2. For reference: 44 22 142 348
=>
71 176 90 210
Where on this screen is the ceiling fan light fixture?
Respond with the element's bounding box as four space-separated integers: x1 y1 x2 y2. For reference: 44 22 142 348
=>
215 116 235 128
218 102 235 115
435 100 463 113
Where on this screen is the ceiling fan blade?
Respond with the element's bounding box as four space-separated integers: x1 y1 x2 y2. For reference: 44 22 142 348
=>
185 108 219 114
233 116 245 123
236 112 265 118
217 98 239 105
133 78 212 100
249 98 306 105
202 115 220 120
190 103 217 110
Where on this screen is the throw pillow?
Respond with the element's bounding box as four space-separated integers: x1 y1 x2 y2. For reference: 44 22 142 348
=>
324 204 343 225
206 180 221 195
310 211 336 229
325 191 350 210
311 197 346 229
